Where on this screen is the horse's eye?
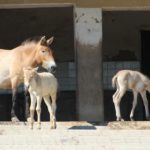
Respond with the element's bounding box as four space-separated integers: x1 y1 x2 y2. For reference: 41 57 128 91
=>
41 50 46 53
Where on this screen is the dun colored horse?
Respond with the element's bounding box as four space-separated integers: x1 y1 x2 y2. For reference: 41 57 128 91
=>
112 70 150 121
0 36 56 122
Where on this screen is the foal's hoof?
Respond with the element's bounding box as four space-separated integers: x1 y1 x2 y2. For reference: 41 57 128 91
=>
50 126 56 129
37 125 41 130
11 117 19 122
27 117 31 122
37 123 41 130
50 123 56 129
27 117 35 122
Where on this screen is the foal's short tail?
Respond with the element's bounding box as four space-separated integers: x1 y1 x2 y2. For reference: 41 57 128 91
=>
112 74 118 88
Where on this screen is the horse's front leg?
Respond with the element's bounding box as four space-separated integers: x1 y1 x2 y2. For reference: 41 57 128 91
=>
24 91 30 121
11 88 19 122
36 95 42 129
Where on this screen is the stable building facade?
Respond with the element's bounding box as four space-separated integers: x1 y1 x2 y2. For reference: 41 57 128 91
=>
0 0 149 121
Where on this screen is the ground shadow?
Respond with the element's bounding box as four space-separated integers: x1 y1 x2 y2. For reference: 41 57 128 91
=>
69 125 96 130
68 121 109 130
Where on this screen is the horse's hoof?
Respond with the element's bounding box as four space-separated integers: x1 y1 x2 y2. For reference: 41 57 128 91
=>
146 117 150 121
11 117 19 122
121 118 124 121
130 117 135 121
116 117 124 121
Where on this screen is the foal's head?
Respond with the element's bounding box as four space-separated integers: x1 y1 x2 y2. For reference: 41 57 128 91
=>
35 36 56 73
23 67 37 92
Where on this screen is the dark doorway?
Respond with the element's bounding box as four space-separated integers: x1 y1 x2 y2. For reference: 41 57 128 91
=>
0 5 76 121
141 30 150 120
141 30 150 77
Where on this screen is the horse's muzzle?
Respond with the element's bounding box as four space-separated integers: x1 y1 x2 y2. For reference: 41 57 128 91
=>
48 65 57 73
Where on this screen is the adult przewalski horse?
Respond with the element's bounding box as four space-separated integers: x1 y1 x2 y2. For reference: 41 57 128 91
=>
112 70 150 121
0 36 56 122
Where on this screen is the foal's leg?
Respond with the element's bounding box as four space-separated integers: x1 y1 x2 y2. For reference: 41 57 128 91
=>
113 88 121 121
36 96 42 129
11 88 19 122
113 88 119 102
130 91 138 121
113 87 126 121
140 91 150 120
29 93 36 129
43 95 56 129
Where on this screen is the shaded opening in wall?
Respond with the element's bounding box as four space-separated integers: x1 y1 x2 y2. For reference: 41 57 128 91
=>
141 30 150 77
0 4 77 121
102 10 148 121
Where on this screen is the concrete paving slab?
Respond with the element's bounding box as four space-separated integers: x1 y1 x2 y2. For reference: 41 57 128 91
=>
0 121 149 150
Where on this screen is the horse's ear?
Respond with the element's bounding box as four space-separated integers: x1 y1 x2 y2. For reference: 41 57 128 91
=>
39 36 46 45
47 37 54 46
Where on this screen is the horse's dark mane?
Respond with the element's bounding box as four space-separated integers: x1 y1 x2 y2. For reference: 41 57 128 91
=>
21 36 43 46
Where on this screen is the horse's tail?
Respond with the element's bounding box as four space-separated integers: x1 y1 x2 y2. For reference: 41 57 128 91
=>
112 73 118 88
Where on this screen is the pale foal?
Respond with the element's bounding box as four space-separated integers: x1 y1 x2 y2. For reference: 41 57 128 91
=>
23 67 58 129
112 70 150 121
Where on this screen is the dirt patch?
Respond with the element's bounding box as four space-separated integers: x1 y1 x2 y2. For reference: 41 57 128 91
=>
108 121 150 129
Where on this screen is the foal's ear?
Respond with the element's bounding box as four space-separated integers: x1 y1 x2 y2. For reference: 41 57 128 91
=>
39 36 47 45
47 37 54 46
23 67 28 72
23 67 26 72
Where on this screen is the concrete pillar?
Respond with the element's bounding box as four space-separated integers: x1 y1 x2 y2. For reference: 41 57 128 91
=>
75 8 104 121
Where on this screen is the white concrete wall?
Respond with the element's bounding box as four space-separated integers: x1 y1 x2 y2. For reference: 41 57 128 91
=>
75 8 102 46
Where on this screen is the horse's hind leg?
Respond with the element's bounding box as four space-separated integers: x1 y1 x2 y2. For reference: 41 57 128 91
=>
24 92 30 121
140 91 150 120
51 94 57 129
43 95 56 129
11 88 19 122
113 87 126 121
130 91 138 121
